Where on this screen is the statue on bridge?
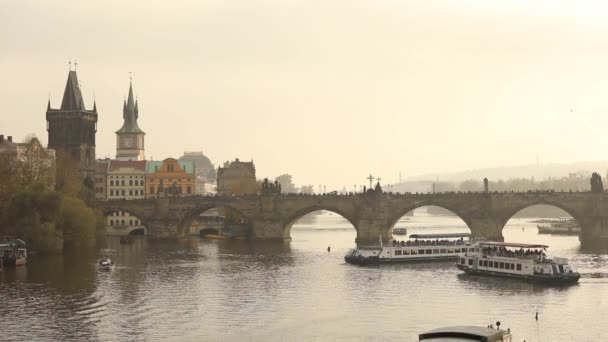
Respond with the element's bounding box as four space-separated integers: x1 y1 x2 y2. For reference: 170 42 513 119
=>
261 178 282 195
483 178 489 193
591 172 604 193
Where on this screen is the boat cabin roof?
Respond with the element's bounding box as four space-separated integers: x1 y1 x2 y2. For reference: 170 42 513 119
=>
0 238 26 248
409 233 471 239
479 241 548 249
419 326 510 342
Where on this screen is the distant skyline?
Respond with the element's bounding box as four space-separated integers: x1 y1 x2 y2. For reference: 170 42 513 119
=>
3 1 608 188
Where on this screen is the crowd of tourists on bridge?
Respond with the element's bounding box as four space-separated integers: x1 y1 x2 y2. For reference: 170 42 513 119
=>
390 238 467 247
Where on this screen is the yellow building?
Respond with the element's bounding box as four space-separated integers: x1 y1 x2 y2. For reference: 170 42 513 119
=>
146 158 195 198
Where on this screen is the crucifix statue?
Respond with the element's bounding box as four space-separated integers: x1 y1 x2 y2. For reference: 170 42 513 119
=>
367 174 374 189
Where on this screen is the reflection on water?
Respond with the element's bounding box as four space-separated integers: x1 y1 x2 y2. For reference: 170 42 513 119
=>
0 212 607 341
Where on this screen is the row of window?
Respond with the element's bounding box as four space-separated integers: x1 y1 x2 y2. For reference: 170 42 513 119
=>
149 186 192 194
109 175 144 179
109 219 140 226
110 180 144 186
109 189 144 196
110 211 138 217
394 247 476 256
460 258 523 271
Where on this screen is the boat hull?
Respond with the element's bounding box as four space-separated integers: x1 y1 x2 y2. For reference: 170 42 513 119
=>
456 264 580 285
345 255 458 265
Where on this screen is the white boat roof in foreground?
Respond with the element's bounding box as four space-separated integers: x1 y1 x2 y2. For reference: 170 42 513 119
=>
419 325 510 341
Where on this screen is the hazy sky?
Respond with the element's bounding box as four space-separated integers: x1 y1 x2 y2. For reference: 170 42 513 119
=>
3 1 608 189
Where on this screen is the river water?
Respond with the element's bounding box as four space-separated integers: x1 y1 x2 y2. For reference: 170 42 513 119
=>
1 212 607 341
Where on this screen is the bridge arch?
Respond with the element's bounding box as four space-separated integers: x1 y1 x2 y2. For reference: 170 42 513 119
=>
179 203 253 238
387 202 473 236
498 199 584 231
282 206 358 241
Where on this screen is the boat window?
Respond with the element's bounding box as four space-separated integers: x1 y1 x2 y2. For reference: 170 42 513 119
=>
426 249 433 254
517 264 522 271
490 261 495 268
440 249 447 254
432 249 439 254
419 250 425 255
448 249 454 253
460 258 465 264
411 250 417 255
468 259 473 266
395 250 402 256
483 261 488 267
510 263 515 270
499 262 505 269
403 250 410 255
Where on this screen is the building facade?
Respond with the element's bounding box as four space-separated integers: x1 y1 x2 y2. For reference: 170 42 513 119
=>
94 159 110 200
107 160 146 200
46 69 97 185
116 80 145 161
0 134 56 191
217 158 258 195
105 160 147 235
146 158 195 198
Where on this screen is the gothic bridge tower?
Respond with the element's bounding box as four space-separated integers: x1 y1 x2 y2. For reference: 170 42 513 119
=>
46 69 98 185
115 80 145 161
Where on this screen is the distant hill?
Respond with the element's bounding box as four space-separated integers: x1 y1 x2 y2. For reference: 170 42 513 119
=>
405 160 608 183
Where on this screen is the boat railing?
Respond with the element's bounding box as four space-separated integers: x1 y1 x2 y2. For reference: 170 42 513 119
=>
389 240 468 248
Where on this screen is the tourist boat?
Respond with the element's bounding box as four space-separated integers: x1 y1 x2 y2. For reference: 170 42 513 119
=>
344 233 472 265
456 241 580 284
0 237 27 266
393 227 407 235
537 218 580 235
419 325 513 341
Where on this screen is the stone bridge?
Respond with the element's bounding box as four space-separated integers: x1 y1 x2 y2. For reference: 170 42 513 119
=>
98 191 608 246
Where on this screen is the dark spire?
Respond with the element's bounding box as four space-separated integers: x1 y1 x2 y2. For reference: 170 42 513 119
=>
135 98 139 119
93 100 97 113
60 70 86 110
116 79 144 134
47 97 51 111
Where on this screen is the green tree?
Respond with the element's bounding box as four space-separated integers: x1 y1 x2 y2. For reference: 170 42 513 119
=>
58 195 97 249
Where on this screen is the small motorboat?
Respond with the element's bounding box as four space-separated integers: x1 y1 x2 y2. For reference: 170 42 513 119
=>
98 258 114 271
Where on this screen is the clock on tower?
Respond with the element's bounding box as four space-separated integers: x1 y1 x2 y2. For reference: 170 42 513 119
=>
123 136 136 149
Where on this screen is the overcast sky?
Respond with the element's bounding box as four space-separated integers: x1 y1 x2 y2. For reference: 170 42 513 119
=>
3 1 608 189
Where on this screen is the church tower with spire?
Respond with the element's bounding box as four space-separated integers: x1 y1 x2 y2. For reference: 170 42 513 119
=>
115 79 145 161
46 68 98 184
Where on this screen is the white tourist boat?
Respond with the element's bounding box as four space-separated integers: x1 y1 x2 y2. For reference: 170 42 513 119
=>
537 218 580 235
344 233 472 265
456 241 580 285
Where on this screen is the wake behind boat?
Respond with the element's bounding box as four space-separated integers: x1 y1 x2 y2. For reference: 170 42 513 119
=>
345 233 472 265
457 241 580 285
